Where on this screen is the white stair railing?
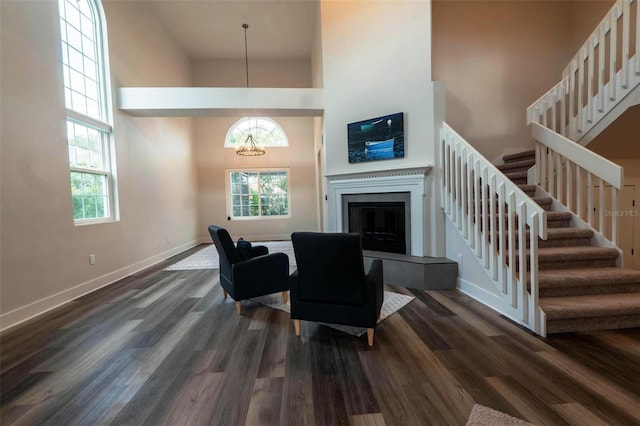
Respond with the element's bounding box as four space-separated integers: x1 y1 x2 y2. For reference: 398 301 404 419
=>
526 0 632 248
441 123 548 336
531 123 624 247
528 0 640 142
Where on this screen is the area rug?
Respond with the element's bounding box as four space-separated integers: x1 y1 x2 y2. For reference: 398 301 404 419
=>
164 241 296 270
466 404 534 426
249 291 414 337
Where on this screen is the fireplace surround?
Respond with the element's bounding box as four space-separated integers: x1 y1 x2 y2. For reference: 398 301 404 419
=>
326 167 431 257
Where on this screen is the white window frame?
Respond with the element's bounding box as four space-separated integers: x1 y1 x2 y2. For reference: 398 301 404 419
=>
224 117 289 149
225 168 291 220
58 0 118 225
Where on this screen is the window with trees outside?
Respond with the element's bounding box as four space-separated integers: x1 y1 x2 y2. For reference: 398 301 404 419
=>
227 170 290 219
224 117 288 148
58 0 116 223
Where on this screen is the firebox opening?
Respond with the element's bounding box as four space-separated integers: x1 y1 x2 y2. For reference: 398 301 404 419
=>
348 201 406 254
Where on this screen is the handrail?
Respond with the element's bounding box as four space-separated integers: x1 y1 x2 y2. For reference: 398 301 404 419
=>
531 123 623 189
531 123 624 246
529 0 640 142
440 122 547 335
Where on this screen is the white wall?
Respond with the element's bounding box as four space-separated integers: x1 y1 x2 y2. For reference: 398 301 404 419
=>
321 0 434 176
0 0 199 329
192 58 318 241
319 0 444 255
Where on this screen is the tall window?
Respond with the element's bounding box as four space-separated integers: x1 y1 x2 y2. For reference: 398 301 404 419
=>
227 170 290 219
225 117 288 148
58 0 116 223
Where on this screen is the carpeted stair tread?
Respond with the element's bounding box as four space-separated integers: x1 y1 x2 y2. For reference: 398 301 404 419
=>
503 150 535 162
504 171 528 180
533 267 640 297
518 184 537 195
538 267 640 285
536 246 619 261
541 227 593 240
510 246 619 270
512 227 592 242
497 158 536 172
540 293 640 320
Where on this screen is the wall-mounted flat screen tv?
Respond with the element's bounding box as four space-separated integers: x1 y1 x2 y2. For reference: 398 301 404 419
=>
347 112 404 163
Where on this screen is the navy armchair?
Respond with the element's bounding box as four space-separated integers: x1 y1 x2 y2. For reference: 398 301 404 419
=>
289 232 384 346
208 225 289 314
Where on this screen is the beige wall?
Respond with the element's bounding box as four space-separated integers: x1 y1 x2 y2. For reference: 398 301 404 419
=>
192 59 318 241
588 106 640 159
321 0 434 176
433 0 614 161
0 0 199 328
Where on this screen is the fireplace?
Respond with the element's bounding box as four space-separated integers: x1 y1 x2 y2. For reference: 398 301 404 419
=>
342 192 411 255
326 167 430 257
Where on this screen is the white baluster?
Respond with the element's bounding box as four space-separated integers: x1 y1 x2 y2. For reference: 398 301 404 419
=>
621 0 630 89
490 174 498 280
483 167 490 269
587 172 594 226
609 8 619 101
599 177 605 233
529 214 540 332
508 192 517 308
598 25 606 112
498 183 507 293
518 202 527 320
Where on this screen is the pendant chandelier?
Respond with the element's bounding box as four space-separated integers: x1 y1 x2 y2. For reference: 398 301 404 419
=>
236 23 266 157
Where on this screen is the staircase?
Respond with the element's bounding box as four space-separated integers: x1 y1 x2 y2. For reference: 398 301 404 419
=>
440 0 639 336
499 150 640 333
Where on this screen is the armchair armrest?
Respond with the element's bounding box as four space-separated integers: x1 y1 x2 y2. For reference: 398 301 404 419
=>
232 252 290 297
364 258 384 319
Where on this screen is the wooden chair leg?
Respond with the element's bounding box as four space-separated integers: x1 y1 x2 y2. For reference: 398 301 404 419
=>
235 301 241 315
282 291 288 305
222 289 228 299
294 319 301 336
367 328 375 346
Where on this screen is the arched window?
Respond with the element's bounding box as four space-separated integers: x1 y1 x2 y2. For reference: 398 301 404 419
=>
58 0 116 223
225 117 289 148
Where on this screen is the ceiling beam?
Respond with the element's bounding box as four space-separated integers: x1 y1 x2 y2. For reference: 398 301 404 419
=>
117 87 324 117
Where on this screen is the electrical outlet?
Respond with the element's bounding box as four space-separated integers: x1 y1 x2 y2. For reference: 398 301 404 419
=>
166 236 171 245
457 253 463 267
89 254 96 265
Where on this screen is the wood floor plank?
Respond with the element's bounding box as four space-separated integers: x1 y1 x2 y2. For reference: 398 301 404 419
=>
349 412 387 426
256 309 289 379
357 339 426 426
164 372 226 426
2 249 639 426
537 349 640 423
279 321 315 426
552 402 611 426
485 375 569 425
244 377 284 426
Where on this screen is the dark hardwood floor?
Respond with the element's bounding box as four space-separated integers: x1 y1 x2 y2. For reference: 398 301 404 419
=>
2 245 640 425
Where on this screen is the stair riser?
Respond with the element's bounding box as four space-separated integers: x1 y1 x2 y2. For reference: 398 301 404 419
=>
511 256 617 271
539 283 640 298
481 218 572 230
538 258 617 270
547 314 640 334
500 238 592 249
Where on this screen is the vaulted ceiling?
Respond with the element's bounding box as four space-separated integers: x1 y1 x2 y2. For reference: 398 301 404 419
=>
148 0 319 60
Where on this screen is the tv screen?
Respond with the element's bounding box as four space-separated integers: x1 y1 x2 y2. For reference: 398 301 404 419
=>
347 112 404 163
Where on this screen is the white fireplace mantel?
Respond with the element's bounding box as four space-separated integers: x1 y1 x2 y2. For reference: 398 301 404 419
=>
326 166 432 257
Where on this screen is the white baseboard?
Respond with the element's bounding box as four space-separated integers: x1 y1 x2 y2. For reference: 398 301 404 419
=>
0 239 201 332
